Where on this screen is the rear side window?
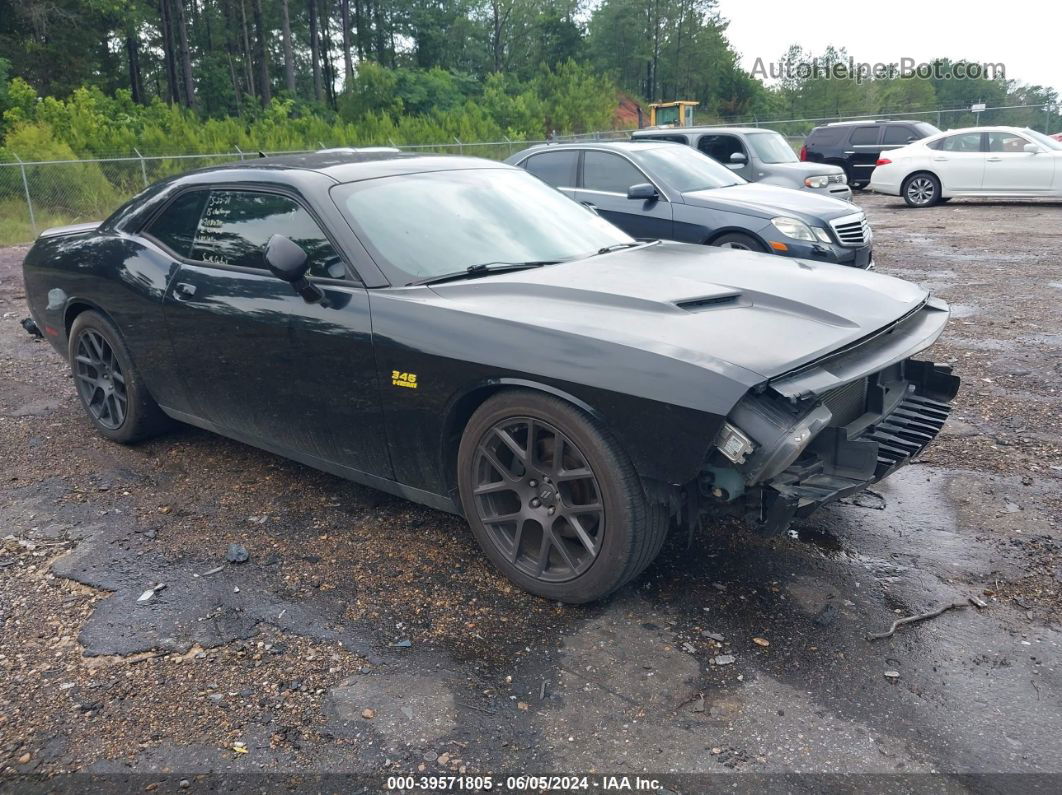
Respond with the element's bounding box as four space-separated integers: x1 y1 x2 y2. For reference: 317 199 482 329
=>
523 151 579 188
191 190 346 279
937 132 984 152
582 151 647 193
696 134 747 163
849 126 880 146
146 190 208 257
882 126 916 145
806 127 845 145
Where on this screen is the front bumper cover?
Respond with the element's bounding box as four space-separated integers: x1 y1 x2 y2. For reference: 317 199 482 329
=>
742 359 959 534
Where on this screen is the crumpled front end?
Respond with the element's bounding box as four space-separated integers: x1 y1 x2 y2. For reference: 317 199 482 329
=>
695 298 960 534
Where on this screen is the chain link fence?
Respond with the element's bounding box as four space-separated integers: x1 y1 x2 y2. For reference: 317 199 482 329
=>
1 102 1054 246
0 130 633 246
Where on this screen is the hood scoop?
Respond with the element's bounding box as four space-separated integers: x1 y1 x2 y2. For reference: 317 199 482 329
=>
675 293 741 312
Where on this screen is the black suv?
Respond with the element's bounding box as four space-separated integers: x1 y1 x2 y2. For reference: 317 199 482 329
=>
801 120 940 189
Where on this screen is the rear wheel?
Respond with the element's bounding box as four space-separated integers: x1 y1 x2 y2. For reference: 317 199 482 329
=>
902 173 942 207
710 232 767 253
68 311 170 443
457 390 667 603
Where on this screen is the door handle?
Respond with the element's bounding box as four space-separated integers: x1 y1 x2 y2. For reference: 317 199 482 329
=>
843 151 855 155
932 157 948 162
173 282 197 298
986 157 1002 162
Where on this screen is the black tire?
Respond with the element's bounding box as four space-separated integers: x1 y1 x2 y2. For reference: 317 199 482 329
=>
710 232 767 253
902 172 942 207
68 310 170 444
457 390 668 603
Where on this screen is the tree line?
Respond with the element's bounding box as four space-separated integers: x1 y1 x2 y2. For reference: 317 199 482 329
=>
0 0 1057 153
0 0 763 121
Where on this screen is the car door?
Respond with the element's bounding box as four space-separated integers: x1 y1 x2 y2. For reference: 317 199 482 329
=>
846 125 882 184
160 187 393 478
695 134 754 181
575 150 673 239
983 131 1055 192
928 132 987 191
520 150 579 200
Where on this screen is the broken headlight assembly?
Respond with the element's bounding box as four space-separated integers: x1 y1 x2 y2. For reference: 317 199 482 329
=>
722 393 834 485
714 421 755 464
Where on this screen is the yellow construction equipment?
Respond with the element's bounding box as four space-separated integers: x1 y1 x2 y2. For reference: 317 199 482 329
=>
648 101 698 128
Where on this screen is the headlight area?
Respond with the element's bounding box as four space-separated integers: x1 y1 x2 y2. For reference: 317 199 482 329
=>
771 216 833 244
692 359 959 535
700 391 833 506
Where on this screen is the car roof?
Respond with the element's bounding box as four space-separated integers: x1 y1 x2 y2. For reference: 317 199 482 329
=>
822 119 925 127
179 150 510 184
514 141 675 156
935 125 1031 133
633 126 774 136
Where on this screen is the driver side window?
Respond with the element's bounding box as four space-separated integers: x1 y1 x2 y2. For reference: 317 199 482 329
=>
697 135 746 164
190 190 346 279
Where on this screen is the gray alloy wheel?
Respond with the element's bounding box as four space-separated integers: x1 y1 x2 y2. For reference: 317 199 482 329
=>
903 174 941 207
457 390 669 603
73 328 127 430
68 310 171 443
471 416 604 583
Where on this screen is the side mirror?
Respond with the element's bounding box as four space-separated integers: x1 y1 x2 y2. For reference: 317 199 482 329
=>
627 183 658 200
264 234 324 304
1023 143 1041 154
729 152 748 165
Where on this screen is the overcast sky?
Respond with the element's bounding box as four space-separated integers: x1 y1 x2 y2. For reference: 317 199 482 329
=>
719 0 1061 94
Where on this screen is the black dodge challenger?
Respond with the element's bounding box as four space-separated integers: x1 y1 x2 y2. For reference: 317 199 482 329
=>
22 151 959 603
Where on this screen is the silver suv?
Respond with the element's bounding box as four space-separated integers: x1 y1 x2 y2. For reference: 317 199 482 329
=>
631 126 851 201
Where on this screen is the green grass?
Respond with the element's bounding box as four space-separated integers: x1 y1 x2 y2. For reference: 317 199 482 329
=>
0 200 92 246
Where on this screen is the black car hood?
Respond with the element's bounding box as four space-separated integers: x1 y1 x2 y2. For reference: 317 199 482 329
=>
427 242 933 382
682 182 856 222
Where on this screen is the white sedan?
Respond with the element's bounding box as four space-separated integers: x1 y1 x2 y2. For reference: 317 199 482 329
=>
869 126 1062 207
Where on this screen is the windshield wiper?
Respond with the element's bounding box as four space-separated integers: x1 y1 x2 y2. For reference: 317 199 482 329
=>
408 260 557 287
592 241 656 256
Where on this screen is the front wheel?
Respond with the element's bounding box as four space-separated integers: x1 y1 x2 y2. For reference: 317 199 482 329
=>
457 390 668 603
68 310 170 443
902 173 942 207
710 232 767 253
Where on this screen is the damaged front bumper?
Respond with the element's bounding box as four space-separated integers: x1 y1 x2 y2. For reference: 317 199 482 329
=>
697 299 960 535
742 359 958 533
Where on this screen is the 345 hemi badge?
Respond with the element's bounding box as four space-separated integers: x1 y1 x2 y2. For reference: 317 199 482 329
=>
392 370 418 389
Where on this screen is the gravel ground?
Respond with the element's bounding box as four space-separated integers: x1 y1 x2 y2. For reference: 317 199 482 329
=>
0 192 1060 788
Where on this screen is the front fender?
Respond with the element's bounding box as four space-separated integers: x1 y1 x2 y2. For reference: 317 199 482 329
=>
438 375 727 497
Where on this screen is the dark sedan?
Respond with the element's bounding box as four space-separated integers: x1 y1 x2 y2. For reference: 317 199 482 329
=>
506 141 874 268
23 151 957 603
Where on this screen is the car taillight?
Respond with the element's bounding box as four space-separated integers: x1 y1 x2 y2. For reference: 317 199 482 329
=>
799 145 807 161
876 157 892 166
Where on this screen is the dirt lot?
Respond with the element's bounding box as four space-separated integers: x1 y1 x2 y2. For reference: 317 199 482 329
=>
1 193 1060 789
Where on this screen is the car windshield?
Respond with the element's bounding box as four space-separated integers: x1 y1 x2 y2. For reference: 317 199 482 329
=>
745 132 799 164
331 168 633 283
1022 128 1062 150
630 145 745 192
